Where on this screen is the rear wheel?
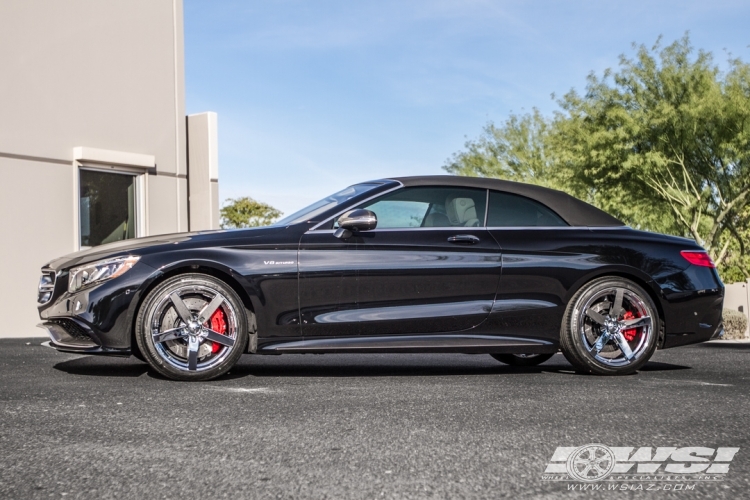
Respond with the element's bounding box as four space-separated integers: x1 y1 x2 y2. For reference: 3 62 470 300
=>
135 273 248 381
491 353 555 366
560 277 658 375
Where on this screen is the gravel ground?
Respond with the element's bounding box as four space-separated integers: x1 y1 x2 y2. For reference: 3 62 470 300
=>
0 338 748 499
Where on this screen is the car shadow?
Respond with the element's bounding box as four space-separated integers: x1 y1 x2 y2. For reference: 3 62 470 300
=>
695 341 750 350
52 354 691 380
638 361 691 372
54 357 150 377
225 363 534 379
215 356 692 380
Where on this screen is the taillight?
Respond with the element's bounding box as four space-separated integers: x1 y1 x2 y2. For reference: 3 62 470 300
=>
680 250 715 268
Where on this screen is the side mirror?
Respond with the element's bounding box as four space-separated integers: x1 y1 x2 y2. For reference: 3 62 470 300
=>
334 209 377 239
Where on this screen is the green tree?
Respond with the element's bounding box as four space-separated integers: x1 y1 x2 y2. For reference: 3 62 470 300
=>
444 35 750 279
220 197 282 228
555 35 750 266
445 109 564 190
718 204 750 282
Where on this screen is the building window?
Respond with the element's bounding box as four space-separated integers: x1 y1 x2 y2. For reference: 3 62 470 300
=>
79 169 137 247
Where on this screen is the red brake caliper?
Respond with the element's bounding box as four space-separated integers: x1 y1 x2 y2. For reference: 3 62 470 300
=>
208 309 227 354
622 310 638 342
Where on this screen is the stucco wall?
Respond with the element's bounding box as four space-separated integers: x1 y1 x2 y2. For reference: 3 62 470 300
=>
724 280 750 338
0 0 187 337
0 0 186 178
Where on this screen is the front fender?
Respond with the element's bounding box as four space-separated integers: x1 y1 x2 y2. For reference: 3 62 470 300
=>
138 246 300 340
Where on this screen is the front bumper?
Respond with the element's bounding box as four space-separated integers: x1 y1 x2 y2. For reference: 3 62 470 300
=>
37 262 159 352
37 320 131 356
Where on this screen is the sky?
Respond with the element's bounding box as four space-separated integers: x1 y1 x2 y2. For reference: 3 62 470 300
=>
184 0 750 217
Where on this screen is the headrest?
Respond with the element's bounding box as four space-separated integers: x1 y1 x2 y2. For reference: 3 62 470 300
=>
446 197 477 225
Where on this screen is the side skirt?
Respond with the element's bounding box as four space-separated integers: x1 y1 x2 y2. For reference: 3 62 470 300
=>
258 334 557 355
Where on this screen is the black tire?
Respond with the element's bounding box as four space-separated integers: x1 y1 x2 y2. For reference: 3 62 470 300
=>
491 353 555 366
560 277 659 375
135 273 249 381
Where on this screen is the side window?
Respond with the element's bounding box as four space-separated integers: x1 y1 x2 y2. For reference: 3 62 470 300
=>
487 191 567 227
357 186 487 229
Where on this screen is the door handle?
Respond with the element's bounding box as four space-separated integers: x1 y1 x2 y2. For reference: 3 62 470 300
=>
447 234 480 244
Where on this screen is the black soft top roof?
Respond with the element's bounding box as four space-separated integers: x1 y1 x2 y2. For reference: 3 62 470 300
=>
386 175 624 227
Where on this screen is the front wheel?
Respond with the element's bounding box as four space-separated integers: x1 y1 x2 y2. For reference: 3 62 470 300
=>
491 353 555 367
135 273 249 381
560 277 659 375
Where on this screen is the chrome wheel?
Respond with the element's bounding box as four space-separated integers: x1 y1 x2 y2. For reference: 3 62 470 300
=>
561 277 659 375
148 284 238 372
577 286 653 367
135 274 249 381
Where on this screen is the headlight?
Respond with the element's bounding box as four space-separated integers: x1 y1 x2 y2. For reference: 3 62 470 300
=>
68 256 140 293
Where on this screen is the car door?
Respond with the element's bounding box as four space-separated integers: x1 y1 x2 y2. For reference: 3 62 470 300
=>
298 186 502 338
485 190 591 340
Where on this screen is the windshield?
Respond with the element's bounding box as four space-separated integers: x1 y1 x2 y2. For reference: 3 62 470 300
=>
273 183 385 226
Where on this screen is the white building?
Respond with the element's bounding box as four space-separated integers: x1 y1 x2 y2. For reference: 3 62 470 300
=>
0 0 220 337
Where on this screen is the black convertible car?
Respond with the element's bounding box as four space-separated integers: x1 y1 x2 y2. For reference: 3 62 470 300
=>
38 176 724 380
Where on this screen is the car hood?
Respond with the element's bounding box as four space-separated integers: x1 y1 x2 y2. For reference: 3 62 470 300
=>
45 226 286 271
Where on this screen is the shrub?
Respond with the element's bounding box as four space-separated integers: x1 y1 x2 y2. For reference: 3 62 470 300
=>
723 309 748 340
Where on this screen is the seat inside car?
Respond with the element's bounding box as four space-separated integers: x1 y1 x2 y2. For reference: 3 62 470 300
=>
445 197 479 227
423 212 451 227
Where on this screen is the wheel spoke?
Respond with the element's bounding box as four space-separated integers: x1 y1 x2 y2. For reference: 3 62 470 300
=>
187 336 200 370
152 326 186 343
613 332 634 360
586 309 607 326
621 315 652 329
610 288 624 318
592 332 610 354
170 292 194 323
197 294 225 324
204 328 235 347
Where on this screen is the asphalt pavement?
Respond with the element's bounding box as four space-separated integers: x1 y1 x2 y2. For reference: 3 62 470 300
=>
0 338 748 499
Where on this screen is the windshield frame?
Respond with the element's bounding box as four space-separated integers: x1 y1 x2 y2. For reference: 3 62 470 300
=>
273 181 397 227
308 183 408 230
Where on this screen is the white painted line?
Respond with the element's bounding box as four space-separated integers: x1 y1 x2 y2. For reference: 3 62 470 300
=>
640 378 732 387
205 386 275 393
